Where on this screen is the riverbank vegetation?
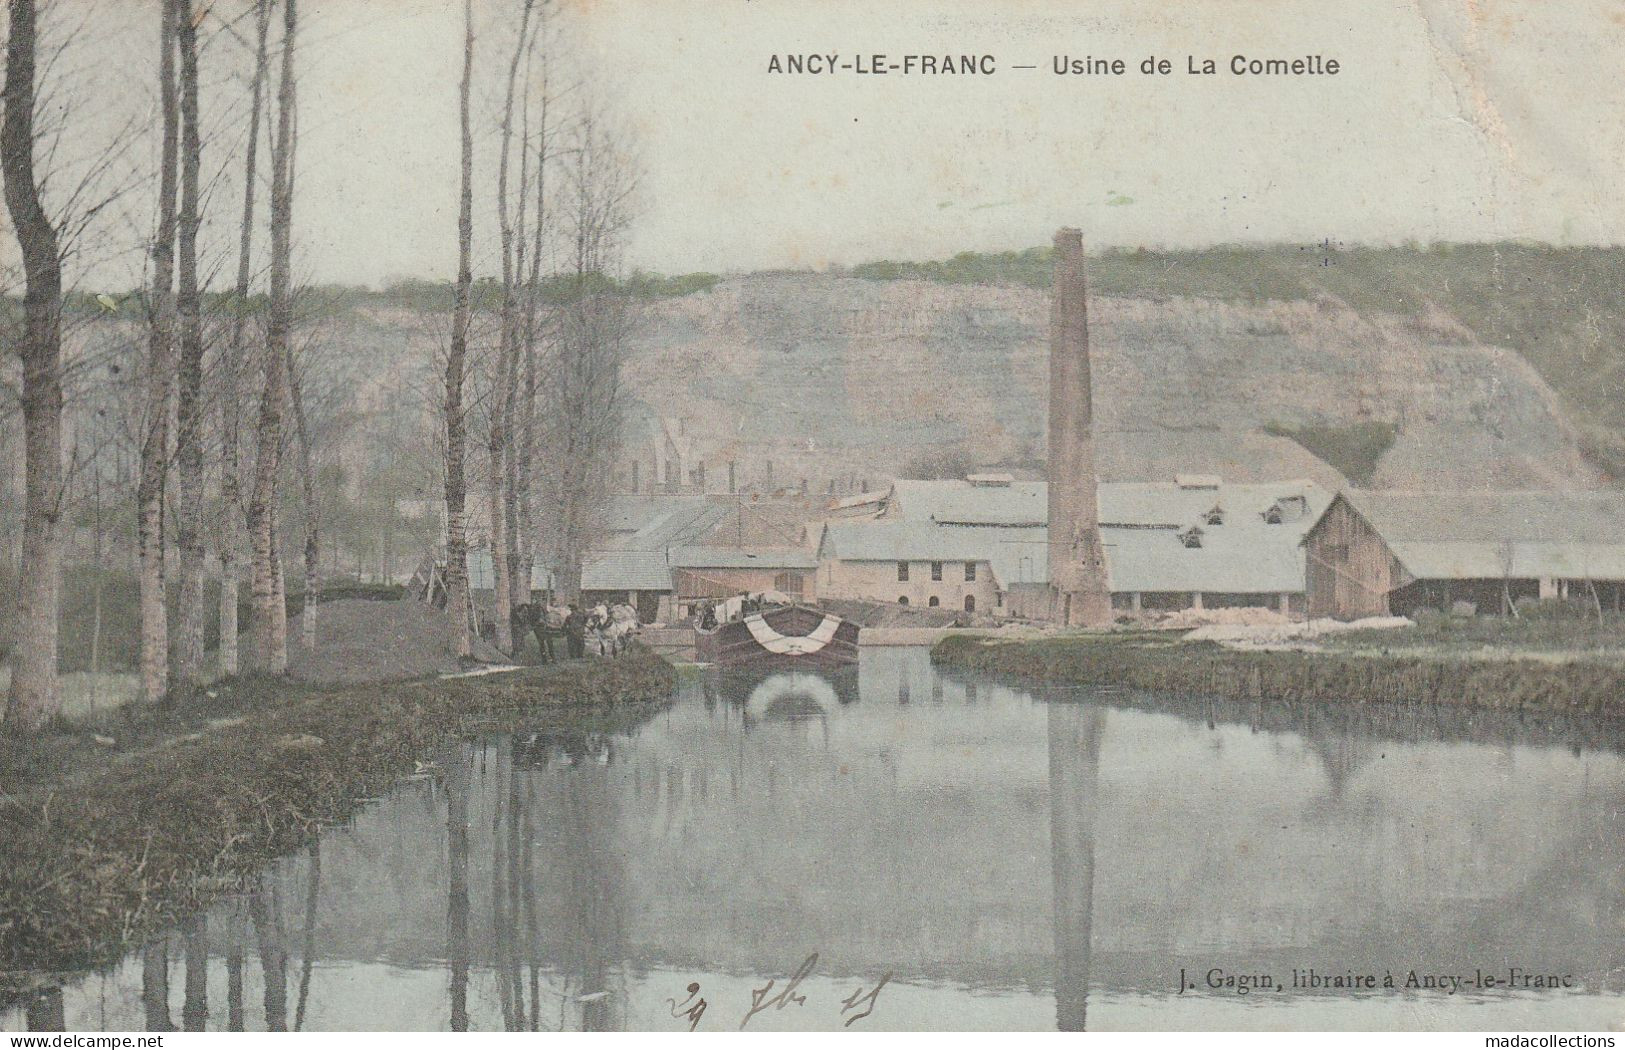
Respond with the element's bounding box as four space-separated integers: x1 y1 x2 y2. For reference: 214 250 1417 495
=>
0 649 674 985
931 628 1625 714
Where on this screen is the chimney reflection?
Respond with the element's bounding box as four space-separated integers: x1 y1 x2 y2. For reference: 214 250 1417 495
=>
1048 700 1103 1032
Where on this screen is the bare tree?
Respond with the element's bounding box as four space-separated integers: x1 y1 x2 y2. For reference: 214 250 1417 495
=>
219 0 272 679
249 0 297 674
172 0 208 690
1 0 66 731
484 0 538 654
138 0 182 705
442 0 475 658
513 48 555 621
541 110 636 602
286 335 318 651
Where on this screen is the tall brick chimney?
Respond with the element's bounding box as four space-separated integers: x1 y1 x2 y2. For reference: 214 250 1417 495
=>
1047 228 1113 626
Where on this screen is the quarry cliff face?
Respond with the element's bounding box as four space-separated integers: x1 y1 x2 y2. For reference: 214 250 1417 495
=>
622 274 1603 490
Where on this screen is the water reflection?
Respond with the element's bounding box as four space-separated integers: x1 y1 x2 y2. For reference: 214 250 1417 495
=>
442 739 470 1032
7 647 1625 1031
1049 701 1101 1032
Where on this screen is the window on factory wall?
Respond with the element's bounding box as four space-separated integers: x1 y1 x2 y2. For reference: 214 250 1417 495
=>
931 561 943 581
964 594 976 612
928 596 940 607
964 562 976 581
898 561 910 582
774 572 803 595
898 596 909 606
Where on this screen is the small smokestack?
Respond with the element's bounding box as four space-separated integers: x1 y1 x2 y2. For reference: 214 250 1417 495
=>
1047 227 1112 626
728 460 737 494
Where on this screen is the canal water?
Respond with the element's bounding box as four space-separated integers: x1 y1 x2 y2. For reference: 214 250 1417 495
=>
5 647 1624 1031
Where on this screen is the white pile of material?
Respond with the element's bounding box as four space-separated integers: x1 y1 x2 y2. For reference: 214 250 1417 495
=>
1148 606 1293 629
1184 615 1414 648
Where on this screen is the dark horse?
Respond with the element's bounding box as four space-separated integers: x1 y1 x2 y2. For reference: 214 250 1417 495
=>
510 603 560 664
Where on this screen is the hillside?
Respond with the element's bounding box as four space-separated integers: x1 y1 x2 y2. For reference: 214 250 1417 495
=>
24 244 1615 509
843 243 1625 482
619 252 1610 491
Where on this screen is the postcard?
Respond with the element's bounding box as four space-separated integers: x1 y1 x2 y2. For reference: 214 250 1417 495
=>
1 0 1622 1036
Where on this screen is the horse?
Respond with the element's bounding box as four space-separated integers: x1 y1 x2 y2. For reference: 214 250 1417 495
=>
586 602 639 656
510 603 568 663
605 602 639 655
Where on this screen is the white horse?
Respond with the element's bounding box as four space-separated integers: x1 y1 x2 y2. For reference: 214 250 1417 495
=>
589 602 639 656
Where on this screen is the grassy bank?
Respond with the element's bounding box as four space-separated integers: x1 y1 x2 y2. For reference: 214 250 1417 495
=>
0 649 674 983
931 632 1625 713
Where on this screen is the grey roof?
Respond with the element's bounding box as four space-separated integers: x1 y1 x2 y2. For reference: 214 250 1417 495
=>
834 477 1330 594
470 548 678 592
1098 480 1332 528
466 551 552 592
1343 490 1625 544
465 496 732 594
819 521 1002 563
1338 490 1625 581
598 495 733 549
580 550 675 592
1101 523 1304 594
888 479 1047 525
828 487 890 512
670 545 819 570
888 477 1333 529
822 520 1309 596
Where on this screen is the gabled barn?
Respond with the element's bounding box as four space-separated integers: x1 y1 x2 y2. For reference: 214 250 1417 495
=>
1303 490 1625 619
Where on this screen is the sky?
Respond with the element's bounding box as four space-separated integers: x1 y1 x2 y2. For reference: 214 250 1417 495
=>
37 0 1625 288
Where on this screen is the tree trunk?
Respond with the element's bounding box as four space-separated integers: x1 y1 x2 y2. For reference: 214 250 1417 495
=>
514 334 537 614
443 741 471 1032
0 0 65 732
142 939 174 1032
219 0 272 680
487 432 511 651
490 0 537 653
250 0 297 674
271 507 287 658
248 880 287 1032
443 0 475 659
181 913 207 1031
173 0 206 691
286 340 318 651
139 0 181 705
515 81 549 619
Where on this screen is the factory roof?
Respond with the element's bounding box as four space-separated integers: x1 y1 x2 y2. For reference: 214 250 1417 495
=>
830 476 1330 594
1328 490 1625 582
